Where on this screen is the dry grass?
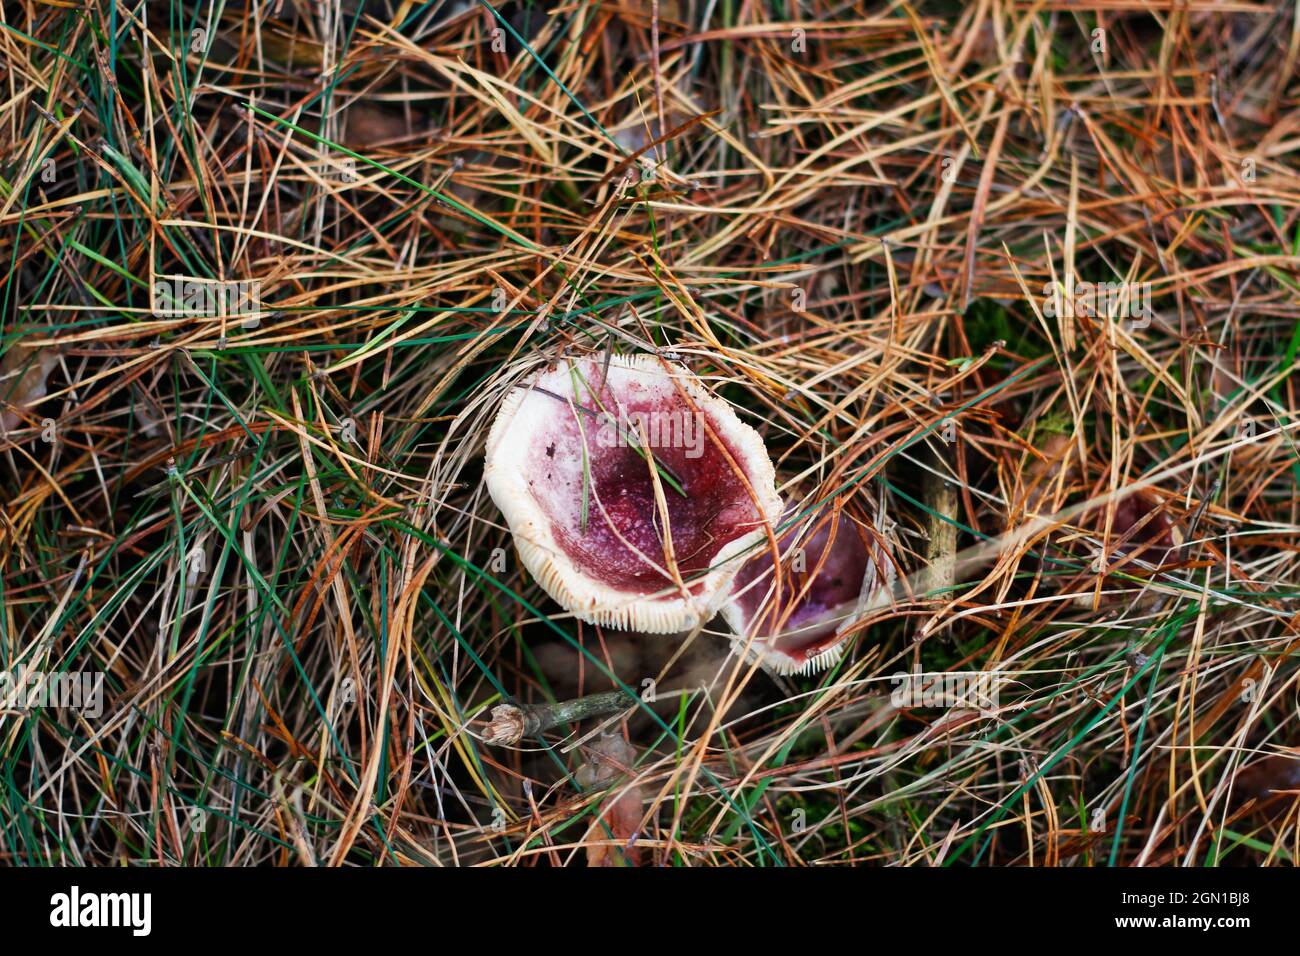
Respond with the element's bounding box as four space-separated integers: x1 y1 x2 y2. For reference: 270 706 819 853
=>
1 0 1299 866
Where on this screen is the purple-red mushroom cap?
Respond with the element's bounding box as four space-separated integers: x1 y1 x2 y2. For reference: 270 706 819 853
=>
485 353 783 633
721 505 894 675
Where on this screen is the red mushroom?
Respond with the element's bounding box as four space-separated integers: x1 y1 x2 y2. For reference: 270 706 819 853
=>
485 353 782 632
721 504 894 674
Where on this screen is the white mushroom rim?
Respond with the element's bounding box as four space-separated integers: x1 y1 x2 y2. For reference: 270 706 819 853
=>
485 352 783 633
